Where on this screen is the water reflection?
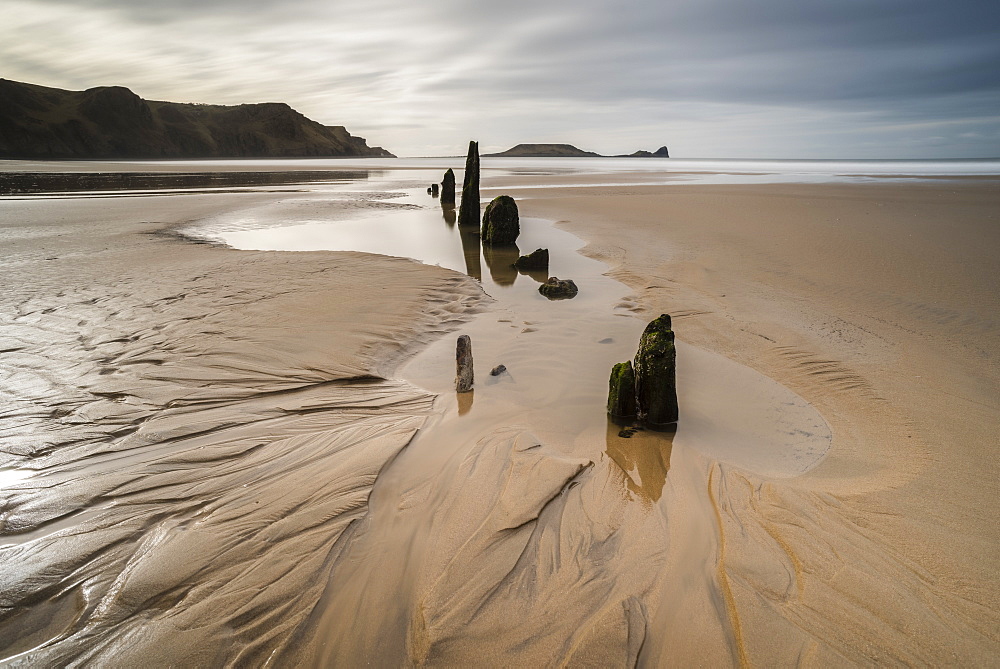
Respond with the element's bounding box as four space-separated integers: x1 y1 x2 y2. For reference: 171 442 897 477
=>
482 243 520 287
459 229 482 281
442 205 456 227
457 389 475 416
514 263 549 284
605 419 674 503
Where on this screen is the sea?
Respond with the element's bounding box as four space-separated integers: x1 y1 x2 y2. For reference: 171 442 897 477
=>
1 156 999 192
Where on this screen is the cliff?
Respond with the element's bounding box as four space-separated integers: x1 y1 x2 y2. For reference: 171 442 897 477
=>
0 79 394 159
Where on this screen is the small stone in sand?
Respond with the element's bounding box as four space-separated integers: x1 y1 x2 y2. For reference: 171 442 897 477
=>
490 364 507 376
538 277 579 300
513 248 549 271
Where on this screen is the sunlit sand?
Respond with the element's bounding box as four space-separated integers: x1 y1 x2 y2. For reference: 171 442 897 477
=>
0 161 997 665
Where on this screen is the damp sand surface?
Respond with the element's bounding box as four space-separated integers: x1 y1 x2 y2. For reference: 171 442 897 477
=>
0 164 998 666
199 181 830 665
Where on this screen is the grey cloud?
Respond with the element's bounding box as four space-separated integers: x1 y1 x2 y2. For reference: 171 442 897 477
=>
2 0 999 157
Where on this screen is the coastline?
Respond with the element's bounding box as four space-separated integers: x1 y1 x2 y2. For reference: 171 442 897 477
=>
1 172 997 664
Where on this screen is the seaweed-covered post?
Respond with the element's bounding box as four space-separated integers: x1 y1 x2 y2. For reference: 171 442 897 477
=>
441 169 456 205
607 360 637 419
456 334 474 392
481 195 519 245
633 314 678 426
457 141 480 228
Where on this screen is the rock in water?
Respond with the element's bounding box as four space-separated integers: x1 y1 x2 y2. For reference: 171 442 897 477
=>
458 141 480 228
431 183 439 196
633 314 678 426
456 334 474 392
441 168 456 205
607 360 637 418
513 248 549 271
481 195 519 245
538 277 579 300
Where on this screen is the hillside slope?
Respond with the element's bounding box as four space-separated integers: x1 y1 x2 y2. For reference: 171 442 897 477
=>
0 79 394 159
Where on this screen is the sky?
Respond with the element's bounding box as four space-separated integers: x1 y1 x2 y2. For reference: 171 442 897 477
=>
3 0 999 158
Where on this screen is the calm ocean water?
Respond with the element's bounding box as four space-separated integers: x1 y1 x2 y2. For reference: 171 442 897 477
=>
2 156 999 188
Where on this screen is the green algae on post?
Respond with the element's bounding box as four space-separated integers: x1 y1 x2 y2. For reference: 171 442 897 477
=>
634 314 678 426
482 195 520 245
607 360 637 418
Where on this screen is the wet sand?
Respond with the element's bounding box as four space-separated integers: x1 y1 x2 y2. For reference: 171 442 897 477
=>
0 189 487 664
521 181 1000 664
1 171 998 665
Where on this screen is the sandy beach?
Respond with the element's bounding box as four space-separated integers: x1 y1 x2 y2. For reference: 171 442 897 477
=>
1 167 998 666
525 181 1000 664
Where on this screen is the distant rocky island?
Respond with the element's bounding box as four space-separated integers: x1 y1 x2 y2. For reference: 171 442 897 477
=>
485 143 668 158
618 146 670 158
485 144 602 158
0 79 394 160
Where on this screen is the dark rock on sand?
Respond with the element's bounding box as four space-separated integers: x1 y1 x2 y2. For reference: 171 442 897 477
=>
513 248 549 271
458 141 480 229
490 364 507 376
607 360 637 418
482 195 520 245
634 314 678 426
441 168 456 205
538 277 579 300
429 183 439 196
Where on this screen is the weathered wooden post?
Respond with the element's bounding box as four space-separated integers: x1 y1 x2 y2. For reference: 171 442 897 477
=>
633 314 678 425
481 195 519 245
457 141 480 228
441 169 456 205
607 360 637 419
456 334 474 392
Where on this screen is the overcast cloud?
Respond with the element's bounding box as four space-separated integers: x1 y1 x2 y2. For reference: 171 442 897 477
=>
3 0 999 157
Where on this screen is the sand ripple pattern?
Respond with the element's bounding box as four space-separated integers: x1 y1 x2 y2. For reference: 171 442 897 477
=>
0 222 486 664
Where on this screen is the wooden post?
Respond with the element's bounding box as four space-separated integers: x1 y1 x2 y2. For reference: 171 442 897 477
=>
456 334 474 392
